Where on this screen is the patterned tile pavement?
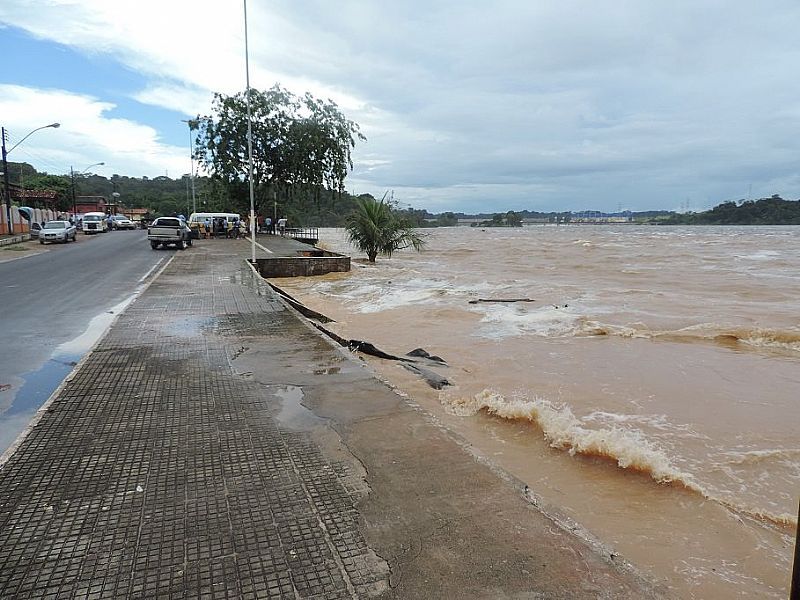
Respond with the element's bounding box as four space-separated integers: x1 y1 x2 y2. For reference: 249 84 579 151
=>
0 243 388 599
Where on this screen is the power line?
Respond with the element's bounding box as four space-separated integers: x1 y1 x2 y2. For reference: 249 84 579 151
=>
10 146 68 175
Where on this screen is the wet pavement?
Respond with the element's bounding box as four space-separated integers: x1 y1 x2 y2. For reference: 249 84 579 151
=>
0 230 165 456
0 237 663 599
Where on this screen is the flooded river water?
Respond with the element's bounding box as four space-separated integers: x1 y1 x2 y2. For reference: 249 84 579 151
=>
274 225 799 599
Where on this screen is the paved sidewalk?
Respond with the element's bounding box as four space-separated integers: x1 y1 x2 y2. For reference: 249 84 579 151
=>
0 239 663 599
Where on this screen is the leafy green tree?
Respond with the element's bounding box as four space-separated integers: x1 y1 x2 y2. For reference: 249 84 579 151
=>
23 172 72 210
345 194 426 262
436 212 458 226
193 84 364 219
505 211 522 226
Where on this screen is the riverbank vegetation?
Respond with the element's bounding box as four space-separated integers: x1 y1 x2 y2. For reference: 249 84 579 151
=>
660 196 800 225
6 151 800 228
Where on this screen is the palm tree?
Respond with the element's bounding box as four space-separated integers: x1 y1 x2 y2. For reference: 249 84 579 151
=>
345 194 426 262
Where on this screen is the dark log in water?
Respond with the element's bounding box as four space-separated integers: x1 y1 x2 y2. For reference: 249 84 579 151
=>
311 323 413 362
468 298 536 304
406 348 448 364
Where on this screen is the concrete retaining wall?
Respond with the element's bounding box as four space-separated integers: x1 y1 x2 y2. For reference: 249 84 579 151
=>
253 251 350 278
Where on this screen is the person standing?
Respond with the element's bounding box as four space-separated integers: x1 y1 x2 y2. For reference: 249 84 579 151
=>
277 216 287 236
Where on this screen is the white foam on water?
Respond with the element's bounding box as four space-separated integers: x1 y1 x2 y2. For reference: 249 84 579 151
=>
445 389 694 484
314 275 511 314
583 411 707 438
444 389 799 527
473 313 800 354
733 250 782 261
735 328 800 353
475 304 585 339
718 448 800 467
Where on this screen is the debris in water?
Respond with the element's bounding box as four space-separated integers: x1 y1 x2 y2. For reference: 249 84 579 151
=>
402 364 451 389
406 348 447 364
468 298 536 304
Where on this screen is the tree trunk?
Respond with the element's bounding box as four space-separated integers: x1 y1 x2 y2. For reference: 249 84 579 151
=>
368 251 377 263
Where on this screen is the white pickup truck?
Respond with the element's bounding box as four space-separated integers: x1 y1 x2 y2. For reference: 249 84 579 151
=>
147 217 193 250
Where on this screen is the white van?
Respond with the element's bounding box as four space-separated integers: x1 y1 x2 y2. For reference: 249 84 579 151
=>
188 212 241 225
188 212 242 238
83 212 108 234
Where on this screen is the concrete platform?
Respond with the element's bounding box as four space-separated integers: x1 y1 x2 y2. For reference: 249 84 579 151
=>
0 238 664 599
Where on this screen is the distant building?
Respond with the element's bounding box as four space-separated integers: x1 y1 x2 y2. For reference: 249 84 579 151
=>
74 196 109 214
5 184 59 209
123 207 149 223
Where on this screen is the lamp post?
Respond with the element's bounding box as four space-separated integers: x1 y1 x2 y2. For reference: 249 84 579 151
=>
180 119 197 215
243 0 256 263
71 162 104 219
2 122 60 234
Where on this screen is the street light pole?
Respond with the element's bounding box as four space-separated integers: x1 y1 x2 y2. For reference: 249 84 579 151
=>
71 166 76 220
180 119 197 215
243 0 256 263
1 122 60 234
2 128 12 234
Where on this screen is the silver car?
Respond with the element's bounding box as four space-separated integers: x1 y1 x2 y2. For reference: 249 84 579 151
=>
39 221 77 244
112 215 136 230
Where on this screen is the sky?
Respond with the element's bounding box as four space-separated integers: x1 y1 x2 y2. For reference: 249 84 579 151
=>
2 1 800 214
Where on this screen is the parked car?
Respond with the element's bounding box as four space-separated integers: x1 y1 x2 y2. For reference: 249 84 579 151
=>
112 215 136 230
39 221 77 244
29 222 42 239
147 217 193 250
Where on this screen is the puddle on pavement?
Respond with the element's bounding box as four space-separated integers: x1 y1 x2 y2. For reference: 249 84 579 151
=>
273 385 326 430
0 355 80 454
3 356 79 418
55 295 138 356
164 316 216 338
0 293 140 456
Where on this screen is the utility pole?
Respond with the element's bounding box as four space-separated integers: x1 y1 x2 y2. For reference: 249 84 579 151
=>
2 127 12 234
71 166 76 219
181 119 197 214
244 0 257 262
1 122 59 233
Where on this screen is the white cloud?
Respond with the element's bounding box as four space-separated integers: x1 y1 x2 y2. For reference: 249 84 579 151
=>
0 84 186 178
3 1 800 210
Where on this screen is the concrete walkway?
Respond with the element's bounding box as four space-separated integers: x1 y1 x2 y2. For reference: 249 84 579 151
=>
0 238 664 599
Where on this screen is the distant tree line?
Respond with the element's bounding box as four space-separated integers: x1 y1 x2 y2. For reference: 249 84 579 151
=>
661 195 800 225
4 160 376 225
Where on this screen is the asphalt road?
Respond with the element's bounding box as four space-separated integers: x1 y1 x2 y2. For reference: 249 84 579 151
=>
0 229 167 453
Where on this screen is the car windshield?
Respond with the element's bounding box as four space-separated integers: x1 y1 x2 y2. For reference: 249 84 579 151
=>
114 215 128 220
44 222 66 229
154 218 181 227
84 215 102 222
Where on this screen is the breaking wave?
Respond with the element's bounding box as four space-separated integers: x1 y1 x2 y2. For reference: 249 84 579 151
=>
445 390 798 527
476 305 800 353
446 389 696 484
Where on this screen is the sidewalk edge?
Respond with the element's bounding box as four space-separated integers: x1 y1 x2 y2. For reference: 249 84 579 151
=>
0 255 175 468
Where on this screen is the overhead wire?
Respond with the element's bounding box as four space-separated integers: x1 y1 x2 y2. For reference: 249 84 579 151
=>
10 146 70 176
